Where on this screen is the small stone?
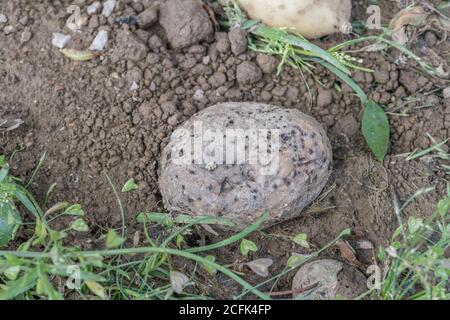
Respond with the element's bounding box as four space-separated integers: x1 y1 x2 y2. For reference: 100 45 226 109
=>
20 29 32 43
236 61 262 85
0 14 7 24
138 7 158 28
228 28 247 55
89 30 108 51
193 89 205 100
202 56 210 65
88 15 100 29
216 38 231 53
102 0 116 18
316 89 333 108
4 25 14 35
443 87 450 100
114 29 148 62
159 0 213 49
19 16 29 26
130 81 139 91
256 54 278 74
52 32 71 49
374 69 390 84
87 1 101 15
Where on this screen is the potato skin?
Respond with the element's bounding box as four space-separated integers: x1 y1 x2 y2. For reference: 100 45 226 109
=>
159 102 332 231
237 0 352 38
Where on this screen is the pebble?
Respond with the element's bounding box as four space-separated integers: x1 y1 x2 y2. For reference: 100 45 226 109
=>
89 30 108 51
4 25 14 35
87 1 101 15
20 29 32 43
443 87 450 100
52 32 71 49
130 81 139 91
193 89 205 100
0 14 7 24
102 0 116 18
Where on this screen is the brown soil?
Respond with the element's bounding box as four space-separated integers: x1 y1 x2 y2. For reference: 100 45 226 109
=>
1 0 449 298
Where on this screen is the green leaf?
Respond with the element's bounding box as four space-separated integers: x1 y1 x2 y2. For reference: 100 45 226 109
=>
121 179 138 193
201 255 218 275
175 234 184 249
4 266 21 281
407 217 423 235
0 194 22 247
0 155 5 166
240 19 260 30
292 233 309 248
287 253 310 268
32 218 47 246
437 198 450 217
85 280 107 299
0 164 10 183
240 239 257 256
362 100 390 162
36 273 63 300
64 204 85 216
378 246 386 262
71 219 89 232
45 202 69 216
106 229 124 249
0 269 38 300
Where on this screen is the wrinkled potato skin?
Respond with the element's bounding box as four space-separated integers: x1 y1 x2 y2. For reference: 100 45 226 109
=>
237 0 352 38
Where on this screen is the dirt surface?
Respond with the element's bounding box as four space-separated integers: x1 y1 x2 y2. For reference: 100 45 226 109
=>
1 0 449 298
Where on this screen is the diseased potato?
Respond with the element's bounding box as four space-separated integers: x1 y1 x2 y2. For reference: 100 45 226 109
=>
159 102 332 231
237 0 352 38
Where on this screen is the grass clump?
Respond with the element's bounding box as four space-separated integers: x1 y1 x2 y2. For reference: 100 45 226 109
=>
369 186 450 300
0 155 272 300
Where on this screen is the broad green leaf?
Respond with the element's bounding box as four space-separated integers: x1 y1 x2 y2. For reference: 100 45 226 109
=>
106 229 124 249
122 179 138 193
85 280 107 299
64 204 85 216
362 101 390 162
287 253 310 268
36 273 63 300
293 233 310 248
0 269 38 300
240 239 257 256
4 266 21 281
407 217 423 234
0 194 22 247
0 155 5 166
175 234 184 248
71 219 89 232
437 198 449 217
201 255 217 275
32 218 47 246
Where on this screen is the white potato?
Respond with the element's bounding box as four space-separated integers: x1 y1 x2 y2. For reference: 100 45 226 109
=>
236 0 352 38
